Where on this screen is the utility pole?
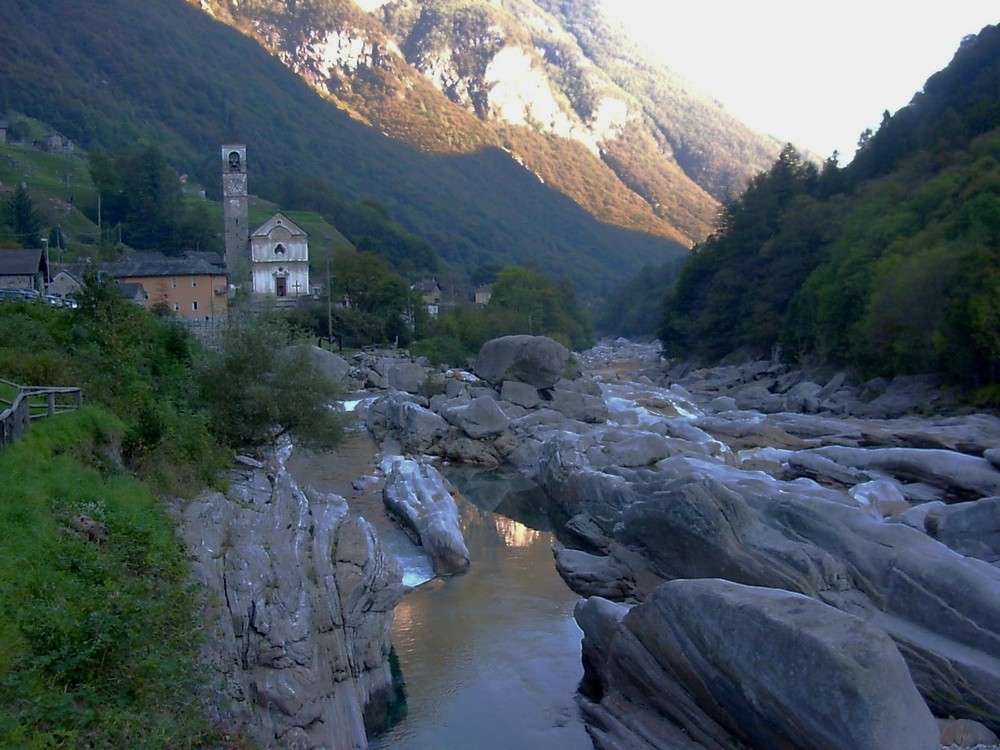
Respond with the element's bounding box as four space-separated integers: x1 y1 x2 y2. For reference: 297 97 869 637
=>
40 237 49 287
326 250 334 346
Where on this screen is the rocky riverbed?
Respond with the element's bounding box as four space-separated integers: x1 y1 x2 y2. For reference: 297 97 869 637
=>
359 335 1000 750
178 337 1000 749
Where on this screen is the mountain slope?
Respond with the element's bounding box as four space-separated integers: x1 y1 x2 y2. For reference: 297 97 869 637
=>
190 0 782 246
0 0 693 295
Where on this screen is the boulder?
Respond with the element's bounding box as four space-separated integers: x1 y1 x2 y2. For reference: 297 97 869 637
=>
282 344 351 383
380 456 470 576
577 579 940 750
500 379 541 409
925 496 1000 564
474 335 577 388
440 395 510 439
546 378 609 423
937 717 1000 746
365 392 450 453
385 361 429 394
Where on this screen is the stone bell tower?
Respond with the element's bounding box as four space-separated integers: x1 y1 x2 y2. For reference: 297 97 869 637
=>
222 144 249 287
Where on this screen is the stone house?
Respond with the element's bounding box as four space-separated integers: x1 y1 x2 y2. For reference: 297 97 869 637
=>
411 279 442 317
250 212 310 299
0 248 48 291
474 283 493 307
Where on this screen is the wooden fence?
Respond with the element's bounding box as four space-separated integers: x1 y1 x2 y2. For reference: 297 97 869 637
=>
0 378 83 452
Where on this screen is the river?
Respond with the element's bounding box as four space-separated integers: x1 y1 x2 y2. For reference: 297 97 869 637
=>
287 413 592 750
371 467 591 750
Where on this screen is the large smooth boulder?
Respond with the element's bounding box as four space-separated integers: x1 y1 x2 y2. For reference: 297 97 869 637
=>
385 361 429 394
440 395 510 439
380 456 470 576
577 579 940 750
474 335 578 389
282 344 351 383
562 468 1000 731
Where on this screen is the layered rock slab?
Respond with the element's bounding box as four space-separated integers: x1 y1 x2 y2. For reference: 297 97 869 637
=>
176 456 403 748
577 579 940 750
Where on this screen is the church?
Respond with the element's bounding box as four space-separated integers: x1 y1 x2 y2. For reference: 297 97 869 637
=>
222 144 310 299
250 212 310 299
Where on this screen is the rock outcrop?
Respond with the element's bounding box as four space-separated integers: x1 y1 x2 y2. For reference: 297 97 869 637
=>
577 579 940 750
365 337 1000 745
380 455 470 576
175 450 403 748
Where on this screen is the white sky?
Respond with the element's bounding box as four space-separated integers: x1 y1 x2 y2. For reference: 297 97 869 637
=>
600 1 998 161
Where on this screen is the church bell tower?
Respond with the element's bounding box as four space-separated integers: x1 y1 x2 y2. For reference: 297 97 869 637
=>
222 144 249 287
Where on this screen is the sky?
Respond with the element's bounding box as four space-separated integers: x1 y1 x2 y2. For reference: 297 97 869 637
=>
600 1 998 161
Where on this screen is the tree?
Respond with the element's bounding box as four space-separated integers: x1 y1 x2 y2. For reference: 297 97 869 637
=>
3 183 43 247
197 312 347 452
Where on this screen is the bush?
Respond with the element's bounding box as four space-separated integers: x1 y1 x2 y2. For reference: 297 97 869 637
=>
197 310 347 452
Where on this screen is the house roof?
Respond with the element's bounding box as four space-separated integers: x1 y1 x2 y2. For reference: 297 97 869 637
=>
411 279 441 293
251 212 307 238
0 248 47 277
102 258 225 278
183 251 225 267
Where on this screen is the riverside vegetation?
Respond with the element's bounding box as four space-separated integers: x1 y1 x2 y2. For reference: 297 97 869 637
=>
0 278 347 747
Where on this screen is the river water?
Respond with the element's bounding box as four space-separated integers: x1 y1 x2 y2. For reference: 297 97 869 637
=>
288 417 592 750
370 468 592 750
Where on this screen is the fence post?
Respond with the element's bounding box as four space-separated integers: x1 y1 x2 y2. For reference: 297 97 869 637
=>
47 391 56 417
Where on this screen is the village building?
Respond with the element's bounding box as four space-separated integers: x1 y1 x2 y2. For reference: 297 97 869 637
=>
52 256 228 318
474 283 493 307
411 279 442 317
250 212 310 299
0 248 48 291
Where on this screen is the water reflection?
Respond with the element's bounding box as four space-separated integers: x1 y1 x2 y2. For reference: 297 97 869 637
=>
372 477 590 750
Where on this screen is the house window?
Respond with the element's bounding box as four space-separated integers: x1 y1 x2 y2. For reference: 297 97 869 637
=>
274 243 285 256
171 277 177 288
173 302 179 312
192 300 198 311
191 278 197 287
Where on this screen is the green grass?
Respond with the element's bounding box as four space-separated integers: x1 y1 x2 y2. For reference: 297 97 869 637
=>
0 137 101 250
0 407 219 748
0 379 18 406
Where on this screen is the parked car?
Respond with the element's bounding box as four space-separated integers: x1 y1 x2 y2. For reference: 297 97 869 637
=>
0 288 40 302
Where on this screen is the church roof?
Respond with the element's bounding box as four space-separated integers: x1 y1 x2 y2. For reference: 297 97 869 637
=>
251 212 307 238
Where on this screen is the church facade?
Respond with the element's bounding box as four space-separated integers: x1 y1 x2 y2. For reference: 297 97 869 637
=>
250 212 310 298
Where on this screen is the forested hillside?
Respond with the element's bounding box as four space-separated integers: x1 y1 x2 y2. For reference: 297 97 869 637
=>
192 0 781 247
0 0 695 296
657 24 1000 396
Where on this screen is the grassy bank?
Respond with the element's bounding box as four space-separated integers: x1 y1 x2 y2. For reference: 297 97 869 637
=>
0 407 217 748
